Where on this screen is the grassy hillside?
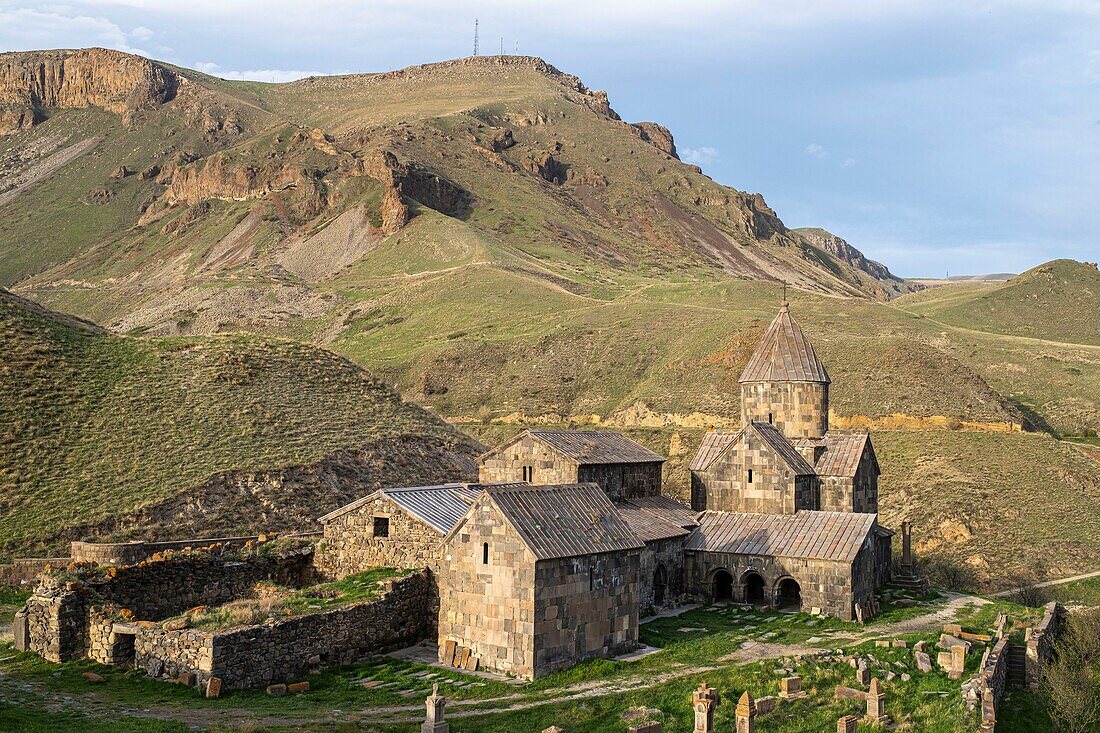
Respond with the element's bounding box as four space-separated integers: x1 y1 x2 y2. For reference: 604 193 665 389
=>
0 289 480 558
897 259 1100 346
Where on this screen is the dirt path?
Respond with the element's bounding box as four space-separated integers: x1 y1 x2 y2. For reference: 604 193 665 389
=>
0 136 100 208
990 568 1100 598
0 593 991 728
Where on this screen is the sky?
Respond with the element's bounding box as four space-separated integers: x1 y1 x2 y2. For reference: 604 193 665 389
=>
2 1 1098 277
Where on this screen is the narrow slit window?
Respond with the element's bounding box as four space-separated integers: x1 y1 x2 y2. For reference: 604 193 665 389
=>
768 412 773 424
748 468 754 484
482 542 489 565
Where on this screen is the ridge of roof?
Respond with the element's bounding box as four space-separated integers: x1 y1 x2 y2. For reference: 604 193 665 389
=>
318 483 467 524
685 510 877 562
751 422 817 475
739 303 830 384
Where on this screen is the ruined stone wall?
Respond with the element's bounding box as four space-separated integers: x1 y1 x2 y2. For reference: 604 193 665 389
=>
1026 602 1066 690
210 570 433 690
684 550 857 620
437 494 537 678
577 462 663 501
15 579 85 661
692 428 806 514
978 635 1010 732
0 556 69 586
315 496 442 579
740 381 829 440
478 434 580 485
71 534 319 567
533 550 640 678
637 536 686 613
95 549 314 621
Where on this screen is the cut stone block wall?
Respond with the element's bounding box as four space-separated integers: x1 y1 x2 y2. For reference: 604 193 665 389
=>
741 381 829 440
478 434 580 486
685 550 859 620
315 495 442 579
70 534 319 567
437 493 537 678
533 551 640 677
638 536 686 613
0 557 70 586
978 635 1010 732
819 448 878 513
691 427 814 514
577 462 663 501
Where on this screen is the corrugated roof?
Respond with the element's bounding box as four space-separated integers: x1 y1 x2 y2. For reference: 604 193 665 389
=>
625 495 700 529
739 303 830 384
752 422 816 475
794 432 872 477
690 430 742 472
685 510 877 562
614 503 691 543
487 483 645 560
526 430 666 464
318 483 477 533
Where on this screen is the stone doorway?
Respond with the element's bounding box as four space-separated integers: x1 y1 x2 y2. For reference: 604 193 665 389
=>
777 578 802 612
712 569 734 601
653 564 668 606
743 571 767 606
110 632 136 669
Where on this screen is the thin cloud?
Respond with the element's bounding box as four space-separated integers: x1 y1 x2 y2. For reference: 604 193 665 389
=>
805 143 827 158
680 146 719 165
193 62 331 82
841 158 857 168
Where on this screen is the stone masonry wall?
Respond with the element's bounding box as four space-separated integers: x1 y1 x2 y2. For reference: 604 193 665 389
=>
685 550 858 620
94 549 314 621
533 551 640 677
437 493 537 679
478 434 580 486
1026 602 1066 690
210 570 434 689
978 635 1010 732
577 462 663 501
819 449 878 513
315 496 442 579
740 381 829 440
638 536 686 613
17 578 85 661
71 533 320 567
692 428 811 514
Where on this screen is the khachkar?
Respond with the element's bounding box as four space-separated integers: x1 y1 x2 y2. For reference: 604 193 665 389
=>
692 682 719 733
892 520 931 594
422 684 448 733
735 691 757 733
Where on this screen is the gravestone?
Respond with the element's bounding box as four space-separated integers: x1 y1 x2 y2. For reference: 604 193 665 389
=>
422 683 448 733
837 716 858 733
735 691 756 733
692 682 718 733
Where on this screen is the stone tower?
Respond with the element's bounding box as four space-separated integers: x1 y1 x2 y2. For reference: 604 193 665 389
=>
739 301 830 439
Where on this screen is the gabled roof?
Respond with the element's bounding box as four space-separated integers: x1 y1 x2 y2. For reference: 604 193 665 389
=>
794 431 876 478
690 430 741 472
685 510 877 563
624 495 700 529
318 483 478 534
739 303 830 384
752 422 816 476
614 503 691 543
484 429 666 465
472 483 645 560
688 423 815 476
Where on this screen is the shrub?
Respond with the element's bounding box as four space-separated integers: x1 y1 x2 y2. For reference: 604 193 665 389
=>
1042 608 1100 733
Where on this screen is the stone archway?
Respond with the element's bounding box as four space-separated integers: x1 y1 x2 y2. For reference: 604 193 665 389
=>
776 577 802 612
653 564 668 606
743 571 767 606
712 569 734 601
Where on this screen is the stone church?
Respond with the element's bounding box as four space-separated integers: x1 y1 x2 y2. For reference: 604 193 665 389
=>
314 301 899 679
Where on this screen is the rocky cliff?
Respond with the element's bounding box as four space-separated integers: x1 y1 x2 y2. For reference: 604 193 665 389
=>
0 48 177 134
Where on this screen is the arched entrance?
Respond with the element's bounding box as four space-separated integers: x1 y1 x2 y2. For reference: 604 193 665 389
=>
776 577 802 612
712 569 734 601
653 564 668 606
743 571 767 606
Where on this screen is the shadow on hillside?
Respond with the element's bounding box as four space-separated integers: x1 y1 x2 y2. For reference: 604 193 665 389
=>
1006 398 1056 435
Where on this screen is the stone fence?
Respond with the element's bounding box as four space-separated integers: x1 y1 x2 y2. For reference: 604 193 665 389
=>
977 635 1010 733
1026 602 1065 690
70 532 321 567
0 557 70 586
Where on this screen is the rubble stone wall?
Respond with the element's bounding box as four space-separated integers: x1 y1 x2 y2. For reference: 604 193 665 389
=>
70 534 319 566
210 570 433 689
17 580 85 661
315 495 442 578
1026 602 1066 690
978 635 1010 732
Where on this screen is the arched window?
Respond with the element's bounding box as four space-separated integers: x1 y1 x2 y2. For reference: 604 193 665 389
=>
748 468 754 483
482 542 489 565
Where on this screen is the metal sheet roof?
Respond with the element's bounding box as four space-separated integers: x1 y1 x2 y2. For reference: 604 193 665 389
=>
524 430 666 464
685 510 877 563
794 432 872 478
318 483 478 533
614 503 690 543
739 304 830 384
690 430 742 472
624 495 700 529
487 483 645 560
752 422 817 475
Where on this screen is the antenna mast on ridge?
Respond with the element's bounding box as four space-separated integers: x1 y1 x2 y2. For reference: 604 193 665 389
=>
500 37 504 55
473 19 479 56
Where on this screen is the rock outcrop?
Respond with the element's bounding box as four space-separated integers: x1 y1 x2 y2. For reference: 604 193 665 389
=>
0 48 177 134
162 153 327 220
795 228 900 283
631 122 678 159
